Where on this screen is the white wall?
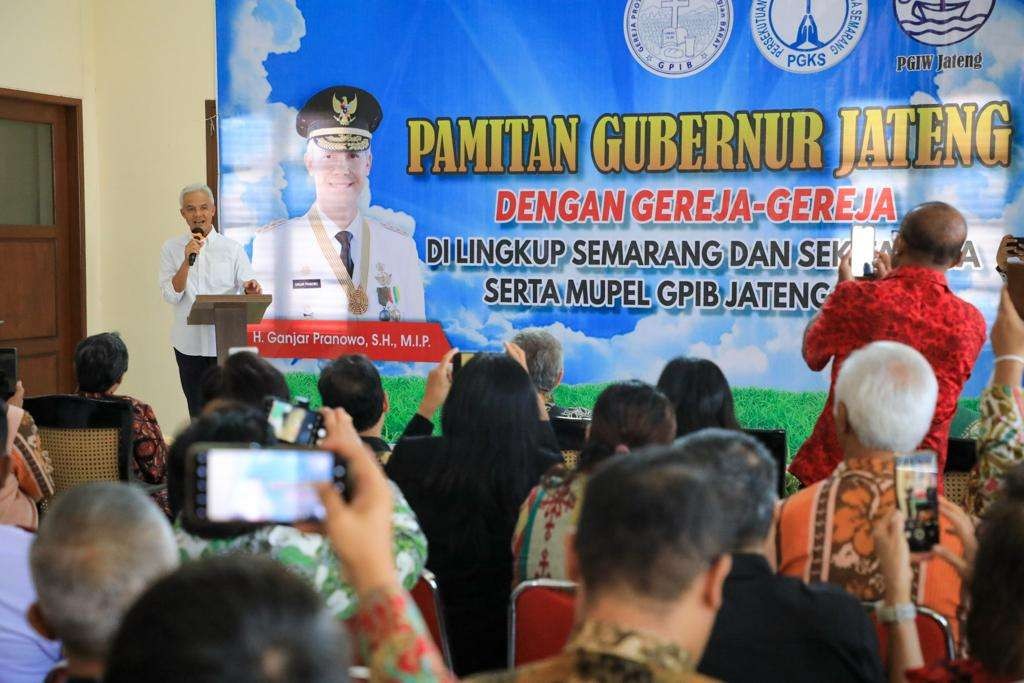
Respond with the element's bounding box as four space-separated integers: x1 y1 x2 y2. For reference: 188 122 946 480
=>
0 0 217 434
90 0 217 434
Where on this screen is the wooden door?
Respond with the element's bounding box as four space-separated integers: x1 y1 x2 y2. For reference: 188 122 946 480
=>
0 89 86 396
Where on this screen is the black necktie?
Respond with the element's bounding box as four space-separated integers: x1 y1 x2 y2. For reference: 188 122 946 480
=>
335 230 354 277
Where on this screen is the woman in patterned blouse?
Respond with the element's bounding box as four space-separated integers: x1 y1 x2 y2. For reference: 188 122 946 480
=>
512 380 676 585
74 332 170 515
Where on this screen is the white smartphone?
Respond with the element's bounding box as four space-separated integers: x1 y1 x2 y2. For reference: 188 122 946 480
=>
850 225 876 279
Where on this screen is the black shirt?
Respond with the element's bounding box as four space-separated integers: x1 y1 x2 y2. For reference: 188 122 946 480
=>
385 421 561 676
699 553 884 683
359 413 434 463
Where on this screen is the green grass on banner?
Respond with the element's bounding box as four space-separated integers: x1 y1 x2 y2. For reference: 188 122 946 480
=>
284 374 981 462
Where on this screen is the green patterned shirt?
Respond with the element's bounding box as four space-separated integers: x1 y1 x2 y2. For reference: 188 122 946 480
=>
174 480 428 620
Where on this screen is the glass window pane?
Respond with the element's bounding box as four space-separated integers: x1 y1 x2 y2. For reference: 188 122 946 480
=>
0 119 54 225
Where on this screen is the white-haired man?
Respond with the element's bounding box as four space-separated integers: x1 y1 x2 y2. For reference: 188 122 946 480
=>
27 482 179 682
158 183 261 416
777 341 967 642
250 86 425 323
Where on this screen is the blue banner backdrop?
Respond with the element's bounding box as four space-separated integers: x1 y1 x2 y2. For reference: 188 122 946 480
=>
214 0 1021 394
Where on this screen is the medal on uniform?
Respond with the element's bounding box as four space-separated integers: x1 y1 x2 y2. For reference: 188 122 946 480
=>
347 284 370 314
308 207 373 316
374 263 401 321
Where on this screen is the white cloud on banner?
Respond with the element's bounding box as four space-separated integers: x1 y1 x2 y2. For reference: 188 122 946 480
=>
434 311 815 389
226 0 305 111
219 0 306 232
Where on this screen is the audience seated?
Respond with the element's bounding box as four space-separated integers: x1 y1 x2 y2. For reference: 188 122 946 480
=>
499 448 733 681
74 332 170 514
512 380 675 584
0 396 53 530
14 269 1024 683
0 523 61 683
27 482 178 682
106 407 451 682
511 329 592 451
317 351 438 462
167 401 428 621
385 348 561 675
657 357 741 437
681 429 884 683
876 464 1024 682
776 341 967 641
218 351 290 409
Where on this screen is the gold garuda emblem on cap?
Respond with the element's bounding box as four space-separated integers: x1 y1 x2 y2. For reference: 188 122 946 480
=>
332 93 357 125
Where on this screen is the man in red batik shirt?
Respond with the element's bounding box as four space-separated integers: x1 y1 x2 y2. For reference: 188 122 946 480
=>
790 202 987 486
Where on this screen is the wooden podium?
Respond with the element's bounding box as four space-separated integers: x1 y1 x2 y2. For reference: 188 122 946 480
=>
186 295 272 364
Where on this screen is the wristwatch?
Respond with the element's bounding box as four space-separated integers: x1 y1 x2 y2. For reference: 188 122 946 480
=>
876 601 916 624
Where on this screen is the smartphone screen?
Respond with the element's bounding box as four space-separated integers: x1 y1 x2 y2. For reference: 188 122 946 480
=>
266 398 323 445
0 348 16 400
850 225 876 279
200 448 335 523
895 452 940 552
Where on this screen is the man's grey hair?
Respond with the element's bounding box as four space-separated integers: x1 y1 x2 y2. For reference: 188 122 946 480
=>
833 341 938 454
671 428 777 551
511 328 563 393
30 482 178 660
179 183 215 208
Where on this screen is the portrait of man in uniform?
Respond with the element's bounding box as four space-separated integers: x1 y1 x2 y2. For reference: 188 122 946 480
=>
251 85 425 321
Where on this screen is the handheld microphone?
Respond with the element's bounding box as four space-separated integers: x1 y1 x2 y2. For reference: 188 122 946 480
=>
188 227 204 266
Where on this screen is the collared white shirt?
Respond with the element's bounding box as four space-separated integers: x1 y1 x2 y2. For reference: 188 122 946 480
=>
159 229 256 357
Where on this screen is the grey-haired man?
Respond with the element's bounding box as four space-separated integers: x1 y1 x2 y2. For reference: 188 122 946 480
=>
158 183 261 416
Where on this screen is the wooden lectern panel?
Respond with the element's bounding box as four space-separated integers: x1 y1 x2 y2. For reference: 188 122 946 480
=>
186 295 272 326
186 295 272 364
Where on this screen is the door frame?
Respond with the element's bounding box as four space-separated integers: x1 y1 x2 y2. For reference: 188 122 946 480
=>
0 87 86 391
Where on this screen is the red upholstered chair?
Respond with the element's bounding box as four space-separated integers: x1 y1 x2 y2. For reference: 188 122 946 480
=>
508 579 577 668
865 603 955 668
410 570 454 669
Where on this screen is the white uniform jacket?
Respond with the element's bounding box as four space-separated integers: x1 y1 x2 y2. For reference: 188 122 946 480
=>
250 207 426 322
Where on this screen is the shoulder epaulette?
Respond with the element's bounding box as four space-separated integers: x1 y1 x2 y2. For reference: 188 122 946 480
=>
378 220 408 237
256 219 286 234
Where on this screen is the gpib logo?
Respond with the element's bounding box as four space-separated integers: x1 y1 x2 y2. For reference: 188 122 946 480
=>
751 0 867 74
624 0 734 78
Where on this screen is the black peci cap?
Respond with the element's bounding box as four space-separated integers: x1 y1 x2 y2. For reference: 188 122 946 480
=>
295 85 382 152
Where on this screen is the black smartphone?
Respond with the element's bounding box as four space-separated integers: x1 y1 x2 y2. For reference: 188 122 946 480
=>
182 443 348 532
266 397 325 445
452 351 478 375
0 348 17 400
895 452 940 552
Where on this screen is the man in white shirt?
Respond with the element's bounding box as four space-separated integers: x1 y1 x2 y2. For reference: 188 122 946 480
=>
159 184 261 416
